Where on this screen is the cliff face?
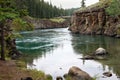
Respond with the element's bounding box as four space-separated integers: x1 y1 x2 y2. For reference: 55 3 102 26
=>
33 19 70 29
69 3 120 38
23 16 70 29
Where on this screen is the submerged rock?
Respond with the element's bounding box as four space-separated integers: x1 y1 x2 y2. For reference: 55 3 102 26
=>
68 66 92 80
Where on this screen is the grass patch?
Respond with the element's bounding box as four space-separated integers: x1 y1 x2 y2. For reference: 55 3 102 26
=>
76 0 112 13
27 69 45 80
15 60 52 80
22 69 52 80
50 18 65 23
15 60 26 68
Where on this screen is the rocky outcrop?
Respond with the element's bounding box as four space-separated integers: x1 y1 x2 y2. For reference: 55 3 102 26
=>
67 66 92 80
33 19 70 29
23 16 70 29
69 2 120 38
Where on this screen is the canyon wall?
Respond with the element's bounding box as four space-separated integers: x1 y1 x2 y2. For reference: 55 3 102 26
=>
33 19 70 29
69 5 120 38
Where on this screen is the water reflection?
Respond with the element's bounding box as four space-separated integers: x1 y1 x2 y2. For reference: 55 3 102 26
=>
71 34 120 77
16 28 120 80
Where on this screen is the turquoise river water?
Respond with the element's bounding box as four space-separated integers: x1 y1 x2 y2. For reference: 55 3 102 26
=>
16 28 120 80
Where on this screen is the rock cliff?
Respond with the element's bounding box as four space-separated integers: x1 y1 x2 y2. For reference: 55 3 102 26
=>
69 1 120 38
33 19 69 29
23 16 70 29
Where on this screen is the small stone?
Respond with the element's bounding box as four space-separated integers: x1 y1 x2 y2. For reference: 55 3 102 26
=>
103 72 112 77
56 76 63 80
63 73 68 78
21 77 33 80
59 67 62 70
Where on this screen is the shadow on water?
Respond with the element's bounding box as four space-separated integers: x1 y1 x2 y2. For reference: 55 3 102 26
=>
71 34 120 77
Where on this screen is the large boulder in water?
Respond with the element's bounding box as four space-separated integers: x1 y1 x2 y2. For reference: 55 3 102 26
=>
68 66 92 80
94 47 108 55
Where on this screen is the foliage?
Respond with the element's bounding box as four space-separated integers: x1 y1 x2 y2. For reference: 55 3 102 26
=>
50 18 65 23
15 60 26 68
28 69 45 80
22 0 65 18
0 0 34 60
65 76 72 80
26 69 52 80
11 18 34 31
105 0 120 16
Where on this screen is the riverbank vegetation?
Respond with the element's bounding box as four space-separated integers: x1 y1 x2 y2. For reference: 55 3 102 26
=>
50 17 66 23
0 0 72 79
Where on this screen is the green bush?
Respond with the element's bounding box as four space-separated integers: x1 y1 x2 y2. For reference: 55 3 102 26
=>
105 0 120 16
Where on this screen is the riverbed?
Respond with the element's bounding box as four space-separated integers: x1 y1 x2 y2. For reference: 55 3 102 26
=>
16 28 120 80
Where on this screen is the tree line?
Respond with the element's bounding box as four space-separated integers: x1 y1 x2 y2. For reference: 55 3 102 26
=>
21 0 72 18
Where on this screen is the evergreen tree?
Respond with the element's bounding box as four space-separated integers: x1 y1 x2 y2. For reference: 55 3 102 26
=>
23 0 67 18
81 0 86 7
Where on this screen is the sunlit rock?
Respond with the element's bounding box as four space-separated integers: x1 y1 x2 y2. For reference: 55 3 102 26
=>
94 47 108 55
68 66 92 80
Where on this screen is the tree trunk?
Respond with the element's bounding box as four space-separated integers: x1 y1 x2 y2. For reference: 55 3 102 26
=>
0 22 5 60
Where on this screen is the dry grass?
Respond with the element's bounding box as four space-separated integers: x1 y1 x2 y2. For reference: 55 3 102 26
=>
75 0 112 13
0 60 52 80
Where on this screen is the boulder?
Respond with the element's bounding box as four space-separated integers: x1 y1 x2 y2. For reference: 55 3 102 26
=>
94 47 108 55
68 66 92 80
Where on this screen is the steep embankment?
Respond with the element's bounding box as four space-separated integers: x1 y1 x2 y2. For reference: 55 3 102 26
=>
34 19 70 29
69 1 120 38
24 16 70 29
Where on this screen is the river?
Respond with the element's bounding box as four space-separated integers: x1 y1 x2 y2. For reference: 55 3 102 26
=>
16 28 120 80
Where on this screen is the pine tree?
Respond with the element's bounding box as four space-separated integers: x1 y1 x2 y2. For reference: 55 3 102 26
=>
81 0 86 7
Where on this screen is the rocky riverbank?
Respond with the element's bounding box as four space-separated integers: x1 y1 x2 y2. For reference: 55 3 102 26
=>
24 16 70 29
69 1 120 38
0 60 52 80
